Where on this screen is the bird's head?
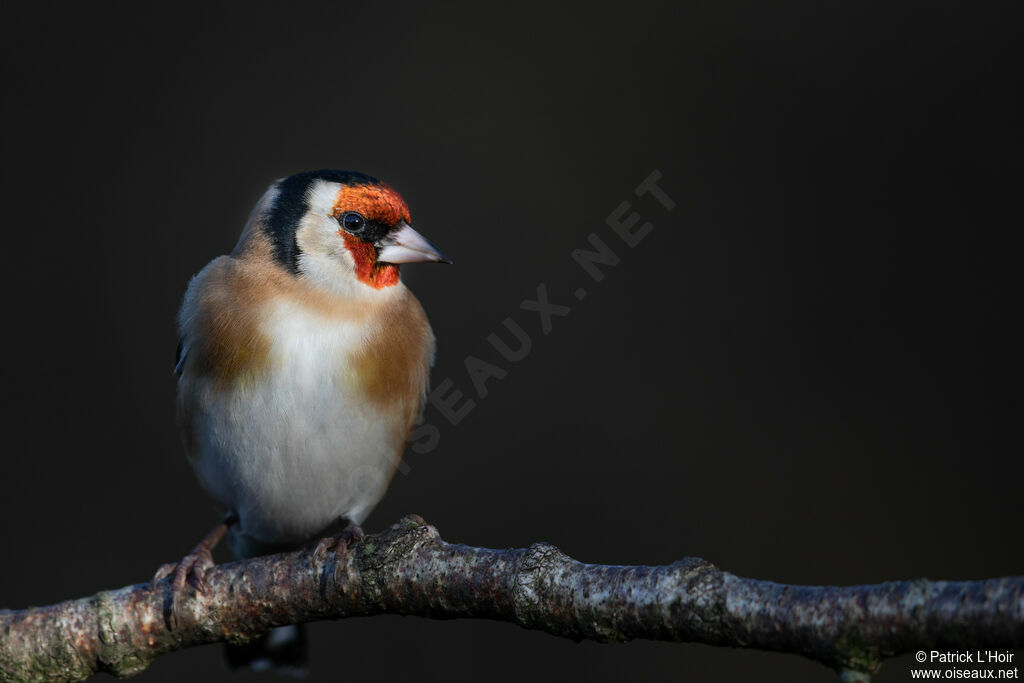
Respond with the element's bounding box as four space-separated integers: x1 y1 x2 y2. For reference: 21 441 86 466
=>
243 170 450 294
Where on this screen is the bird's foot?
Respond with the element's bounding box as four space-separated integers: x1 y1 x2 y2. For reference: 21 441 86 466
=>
152 517 232 628
313 521 365 565
152 544 216 594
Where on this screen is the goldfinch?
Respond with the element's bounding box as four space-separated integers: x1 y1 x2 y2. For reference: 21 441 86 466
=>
157 170 449 673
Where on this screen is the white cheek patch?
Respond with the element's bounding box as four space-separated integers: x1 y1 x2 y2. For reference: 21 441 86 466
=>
293 181 355 294
300 180 350 256
295 232 359 297
293 179 404 298
305 180 343 218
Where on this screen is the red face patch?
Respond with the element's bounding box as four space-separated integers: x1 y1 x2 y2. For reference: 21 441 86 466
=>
340 231 400 289
329 181 405 288
331 183 411 226
332 183 409 289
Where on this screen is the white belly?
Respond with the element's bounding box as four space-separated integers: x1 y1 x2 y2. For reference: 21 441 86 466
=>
187 305 404 545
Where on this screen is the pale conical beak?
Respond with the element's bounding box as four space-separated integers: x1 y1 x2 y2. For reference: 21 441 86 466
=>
377 221 452 264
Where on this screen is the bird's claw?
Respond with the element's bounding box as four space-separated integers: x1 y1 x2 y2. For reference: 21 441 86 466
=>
152 562 177 588
151 517 233 629
339 522 365 546
152 546 217 629
313 522 365 566
153 545 216 591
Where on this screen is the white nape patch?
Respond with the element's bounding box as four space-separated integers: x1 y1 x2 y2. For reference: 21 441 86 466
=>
292 180 401 299
232 184 281 256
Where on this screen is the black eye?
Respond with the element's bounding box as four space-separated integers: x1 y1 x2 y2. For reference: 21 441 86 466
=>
341 212 366 233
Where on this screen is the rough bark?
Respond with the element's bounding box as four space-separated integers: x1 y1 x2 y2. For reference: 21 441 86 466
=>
1 516 1021 682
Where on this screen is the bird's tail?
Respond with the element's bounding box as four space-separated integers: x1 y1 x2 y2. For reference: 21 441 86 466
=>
224 527 309 676
224 625 309 677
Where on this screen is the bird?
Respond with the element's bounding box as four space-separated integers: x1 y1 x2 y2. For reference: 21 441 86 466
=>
154 170 450 674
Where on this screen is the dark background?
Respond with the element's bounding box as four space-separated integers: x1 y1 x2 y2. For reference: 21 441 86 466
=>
2 2 1020 681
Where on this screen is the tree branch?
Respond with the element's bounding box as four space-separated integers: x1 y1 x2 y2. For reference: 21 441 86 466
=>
2 516 1021 682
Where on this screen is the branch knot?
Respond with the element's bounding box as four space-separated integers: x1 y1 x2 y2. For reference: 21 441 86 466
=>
512 542 572 630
